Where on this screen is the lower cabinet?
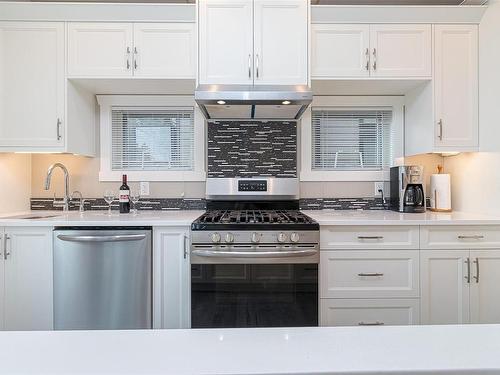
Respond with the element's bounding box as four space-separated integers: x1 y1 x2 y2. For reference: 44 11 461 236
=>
0 227 53 331
320 299 420 327
153 227 190 329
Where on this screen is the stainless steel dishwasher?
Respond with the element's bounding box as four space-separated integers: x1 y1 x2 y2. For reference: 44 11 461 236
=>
53 227 152 330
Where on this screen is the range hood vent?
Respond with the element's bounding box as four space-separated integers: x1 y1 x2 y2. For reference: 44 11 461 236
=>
195 84 313 120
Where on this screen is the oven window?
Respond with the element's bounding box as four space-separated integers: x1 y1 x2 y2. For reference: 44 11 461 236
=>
191 264 318 328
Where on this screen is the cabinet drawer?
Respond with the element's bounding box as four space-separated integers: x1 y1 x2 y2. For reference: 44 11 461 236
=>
321 226 419 250
320 250 419 298
420 226 500 249
320 299 420 327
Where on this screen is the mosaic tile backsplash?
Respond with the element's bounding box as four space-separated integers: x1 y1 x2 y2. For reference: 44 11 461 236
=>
207 120 297 178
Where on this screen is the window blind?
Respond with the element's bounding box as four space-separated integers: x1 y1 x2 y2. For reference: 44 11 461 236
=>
311 107 393 171
111 107 194 171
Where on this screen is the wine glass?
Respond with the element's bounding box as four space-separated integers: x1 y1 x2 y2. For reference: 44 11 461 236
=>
103 190 115 216
130 191 141 215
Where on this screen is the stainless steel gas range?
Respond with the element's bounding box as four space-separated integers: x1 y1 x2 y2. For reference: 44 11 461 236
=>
190 177 319 329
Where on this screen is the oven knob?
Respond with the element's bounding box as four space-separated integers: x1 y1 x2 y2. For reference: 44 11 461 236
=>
251 232 260 244
290 232 300 243
277 232 287 243
211 232 221 244
225 233 234 243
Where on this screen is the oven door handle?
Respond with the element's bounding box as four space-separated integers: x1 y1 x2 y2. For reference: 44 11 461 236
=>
191 249 317 258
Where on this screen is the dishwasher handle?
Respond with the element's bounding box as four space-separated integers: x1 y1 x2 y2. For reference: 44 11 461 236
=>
56 234 147 243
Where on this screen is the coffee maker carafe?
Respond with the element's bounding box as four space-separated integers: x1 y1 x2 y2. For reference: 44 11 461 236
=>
390 166 426 213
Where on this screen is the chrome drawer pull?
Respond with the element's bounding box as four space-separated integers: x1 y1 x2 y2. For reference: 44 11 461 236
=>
358 272 384 277
465 257 471 284
473 258 480 283
458 235 484 240
358 321 384 326
357 236 384 240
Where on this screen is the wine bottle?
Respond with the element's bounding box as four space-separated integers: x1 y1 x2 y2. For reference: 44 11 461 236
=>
119 174 130 214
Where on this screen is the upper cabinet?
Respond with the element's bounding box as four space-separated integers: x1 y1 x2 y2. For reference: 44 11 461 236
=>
434 24 478 150
67 22 196 79
311 24 432 79
198 0 309 85
0 22 65 150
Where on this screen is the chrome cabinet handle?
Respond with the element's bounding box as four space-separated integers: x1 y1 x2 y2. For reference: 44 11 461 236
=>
192 249 317 259
465 257 471 283
357 236 384 240
365 48 370 71
256 54 260 79
134 46 138 70
372 48 377 71
126 46 131 70
56 118 62 141
438 119 443 141
248 54 252 79
358 321 384 326
57 234 146 243
458 235 484 240
183 235 188 260
358 272 384 277
473 258 480 283
4 235 10 260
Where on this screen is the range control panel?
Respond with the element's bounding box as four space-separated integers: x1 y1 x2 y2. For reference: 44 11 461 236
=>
238 180 267 192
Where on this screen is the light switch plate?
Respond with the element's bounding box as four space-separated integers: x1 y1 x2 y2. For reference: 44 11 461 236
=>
140 182 150 196
374 182 384 196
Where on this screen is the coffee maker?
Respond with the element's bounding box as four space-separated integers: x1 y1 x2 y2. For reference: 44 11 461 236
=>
390 166 426 213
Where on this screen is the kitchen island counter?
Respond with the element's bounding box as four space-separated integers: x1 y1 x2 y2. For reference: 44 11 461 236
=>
0 324 499 374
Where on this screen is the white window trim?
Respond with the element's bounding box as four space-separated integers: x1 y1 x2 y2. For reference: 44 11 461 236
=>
97 95 206 182
300 96 404 182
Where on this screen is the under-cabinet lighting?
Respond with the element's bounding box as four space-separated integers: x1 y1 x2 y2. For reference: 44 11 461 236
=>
217 100 226 105
282 100 291 105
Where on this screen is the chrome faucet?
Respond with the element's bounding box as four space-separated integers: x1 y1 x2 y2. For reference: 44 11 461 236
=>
44 163 71 211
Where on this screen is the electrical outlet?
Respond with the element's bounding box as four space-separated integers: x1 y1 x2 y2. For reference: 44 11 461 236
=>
140 181 150 196
374 182 384 196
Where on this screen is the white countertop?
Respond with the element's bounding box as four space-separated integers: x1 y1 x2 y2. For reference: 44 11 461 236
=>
1 324 500 374
0 210 204 227
303 209 500 226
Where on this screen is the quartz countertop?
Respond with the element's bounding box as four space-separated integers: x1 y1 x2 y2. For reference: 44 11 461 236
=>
303 209 500 226
0 210 204 227
1 324 500 374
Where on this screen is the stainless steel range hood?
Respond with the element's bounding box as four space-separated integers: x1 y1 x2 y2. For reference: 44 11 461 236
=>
194 84 313 120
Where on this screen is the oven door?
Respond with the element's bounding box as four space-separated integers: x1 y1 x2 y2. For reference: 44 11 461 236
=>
190 245 318 329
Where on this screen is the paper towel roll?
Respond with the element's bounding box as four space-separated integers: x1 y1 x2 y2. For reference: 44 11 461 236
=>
430 174 451 212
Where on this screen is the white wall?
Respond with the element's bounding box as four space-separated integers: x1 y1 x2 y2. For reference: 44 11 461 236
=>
0 154 31 213
443 0 500 215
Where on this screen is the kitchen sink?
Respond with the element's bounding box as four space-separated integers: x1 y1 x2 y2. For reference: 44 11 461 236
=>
3 214 62 220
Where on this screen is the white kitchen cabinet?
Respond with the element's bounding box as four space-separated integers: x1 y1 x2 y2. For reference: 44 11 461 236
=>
198 0 253 84
132 23 196 78
311 24 370 78
67 23 133 77
420 250 470 325
434 25 478 149
0 22 64 149
320 298 420 327
253 0 308 85
370 24 432 78
153 227 190 329
469 250 500 324
198 0 308 85
0 227 53 331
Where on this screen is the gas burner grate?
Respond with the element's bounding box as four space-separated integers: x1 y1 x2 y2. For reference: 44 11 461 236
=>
196 210 314 225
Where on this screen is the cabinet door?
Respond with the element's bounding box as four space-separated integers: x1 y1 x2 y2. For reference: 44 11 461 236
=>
133 23 196 78
370 24 431 78
434 25 478 149
67 23 133 77
198 0 253 84
0 230 4 330
253 0 308 85
153 227 190 329
0 22 64 149
470 250 500 324
4 227 53 331
320 299 419 327
311 24 370 78
420 250 470 325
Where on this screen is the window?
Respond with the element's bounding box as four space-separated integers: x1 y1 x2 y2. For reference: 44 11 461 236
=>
98 96 205 182
300 96 403 182
312 108 392 171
